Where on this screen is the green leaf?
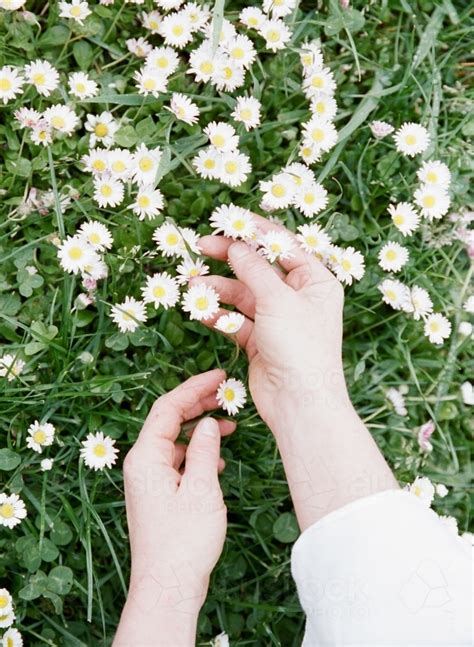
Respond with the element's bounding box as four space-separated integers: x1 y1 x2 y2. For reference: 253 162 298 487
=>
47 565 74 595
73 40 94 69
273 512 299 543
105 332 129 351
135 116 156 139
50 519 73 546
39 25 70 47
114 125 138 148
40 538 60 562
18 571 48 601
42 589 63 614
0 293 21 316
5 157 31 178
23 543 42 572
0 448 21 471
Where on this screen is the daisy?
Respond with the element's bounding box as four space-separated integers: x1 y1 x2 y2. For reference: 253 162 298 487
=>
260 173 295 210
204 17 236 44
26 420 55 453
0 65 24 104
216 378 247 415
188 41 220 82
214 312 245 334
182 2 210 31
294 181 329 217
369 120 394 138
259 230 294 263
0 493 27 529
59 0 91 24
80 431 119 471
78 220 113 250
231 96 261 131
108 148 134 180
93 177 124 208
24 59 59 96
299 141 322 166
414 185 450 220
126 37 153 58
146 46 180 75
302 116 338 152
82 149 109 175
417 420 435 453
141 272 180 309
141 10 162 34
44 104 80 134
57 235 99 274
386 387 407 417
132 143 162 185
387 202 420 236
303 67 337 97
182 284 220 321
222 34 256 69
193 147 221 180
218 151 251 187
167 92 200 125
85 112 119 148
332 246 365 285
285 162 315 187
300 41 324 70
40 458 54 471
110 296 147 333
0 608 15 629
1 627 23 645
213 58 246 92
204 121 239 152
158 0 185 9
0 589 13 616
210 204 256 240
0 0 26 8
0 354 25 381
68 71 99 99
129 187 164 220
378 279 410 310
310 92 338 121
393 123 430 157
30 121 53 146
296 223 331 256
259 18 292 52
424 313 451 345
417 160 451 189
14 106 42 128
263 0 297 18
159 11 194 49
240 7 265 30
176 256 209 285
407 476 434 507
378 241 409 272
461 381 474 406
153 223 200 257
134 67 168 97
403 285 433 320
82 257 108 281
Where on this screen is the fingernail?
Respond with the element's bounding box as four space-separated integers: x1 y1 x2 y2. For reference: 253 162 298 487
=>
200 417 217 437
228 241 247 260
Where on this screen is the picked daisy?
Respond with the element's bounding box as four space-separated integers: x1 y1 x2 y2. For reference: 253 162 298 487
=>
24 59 60 96
214 313 245 334
193 147 221 180
80 431 119 471
0 354 25 382
303 67 337 98
176 257 209 284
223 34 256 69
263 0 297 19
108 149 134 180
231 96 261 131
59 0 91 24
85 111 119 148
331 246 365 285
2 628 23 645
68 71 98 99
378 241 409 273
296 223 331 256
378 279 410 310
0 65 24 104
212 60 246 94
407 476 435 507
141 272 180 309
57 235 99 274
78 220 113 251
258 230 294 263
26 420 55 453
167 92 200 125
210 204 256 240
416 160 451 189
129 187 164 220
182 284 220 321
0 493 27 529
82 149 109 175
424 313 451 345
414 185 450 220
110 297 147 333
387 202 420 236
216 378 247 415
393 122 430 157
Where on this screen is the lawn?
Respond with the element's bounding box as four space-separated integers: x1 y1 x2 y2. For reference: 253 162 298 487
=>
0 0 472 645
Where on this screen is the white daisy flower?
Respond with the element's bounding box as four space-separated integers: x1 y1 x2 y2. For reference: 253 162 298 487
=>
85 112 119 148
159 11 194 48
260 173 295 210
299 140 322 166
300 41 324 70
14 106 42 128
369 120 394 138
424 313 451 345
203 17 236 44
204 121 239 152
461 381 474 406
145 45 180 75
30 121 53 146
302 116 338 152
303 67 337 98
417 420 435 453
407 476 434 507
393 122 430 157
259 230 294 263
182 1 210 31
231 96 261 131
78 220 113 250
44 104 80 134
212 58 246 94
263 0 297 18
26 420 55 453
378 241 409 273
81 257 108 281
310 92 338 121
176 256 209 284
0 65 24 104
167 92 200 125
386 387 408 417
141 10 162 34
216 378 247 415
210 204 256 240
331 246 365 285
158 0 185 9
24 59 59 96
0 493 27 529
218 150 251 187
110 296 147 333
214 312 245 334
296 223 331 256
188 41 219 82
141 272 180 309
285 162 315 188
193 147 221 179
57 235 99 274
0 608 15 629
59 0 91 24
414 184 451 220
153 223 200 257
294 181 329 217
222 34 256 69
82 149 109 175
134 67 168 97
258 18 292 52
126 37 153 58
1 627 23 645
40 458 54 471
402 285 433 320
378 279 410 310
93 177 125 208
387 202 420 236
240 7 265 30
0 354 25 382
132 143 162 186
68 71 98 99
129 187 164 220
80 431 119 471
108 148 134 180
0 589 13 616
182 284 220 321
417 160 451 189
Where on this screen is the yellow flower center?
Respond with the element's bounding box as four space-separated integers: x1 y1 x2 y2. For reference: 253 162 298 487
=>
240 108 252 120
95 123 108 138
189 268 199 277
386 249 397 261
314 101 325 114
0 78 12 91
305 235 317 247
301 146 311 158
195 296 209 311
270 243 281 253
143 78 156 91
51 116 65 129
68 246 83 260
232 219 245 231
393 214 405 225
93 444 107 457
204 158 215 170
224 388 235 401
156 57 168 69
271 184 286 198
70 5 82 17
267 29 280 42
32 72 46 86
386 289 396 301
225 323 237 332
139 157 153 172
304 193 315 204
311 128 324 143
211 134 225 148
311 76 323 88
426 171 438 182
301 53 312 66
166 233 179 246
138 196 151 209
224 161 237 174
0 504 14 519
430 322 440 332
223 66 233 79
101 185 113 197
200 61 213 74
0 595 9 609
172 25 184 36
248 17 258 27
75 82 86 93
33 429 47 444
341 259 352 272
149 20 159 30
112 160 126 173
423 195 435 208
153 286 166 298
92 159 106 172
89 232 100 244
405 134 416 146
231 47 245 60
413 485 422 497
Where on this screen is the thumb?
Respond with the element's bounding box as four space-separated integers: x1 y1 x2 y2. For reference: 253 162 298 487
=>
182 417 221 489
228 242 286 303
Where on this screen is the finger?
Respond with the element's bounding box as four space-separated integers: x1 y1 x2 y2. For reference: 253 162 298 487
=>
199 235 233 261
181 417 221 488
218 457 226 473
184 418 237 438
190 275 256 319
173 443 187 470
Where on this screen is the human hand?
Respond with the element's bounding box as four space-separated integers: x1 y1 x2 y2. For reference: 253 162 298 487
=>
115 369 234 645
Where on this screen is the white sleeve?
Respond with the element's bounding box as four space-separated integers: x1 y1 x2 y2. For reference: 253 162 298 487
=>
291 489 472 646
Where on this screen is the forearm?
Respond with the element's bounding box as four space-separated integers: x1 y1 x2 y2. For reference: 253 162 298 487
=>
270 388 399 531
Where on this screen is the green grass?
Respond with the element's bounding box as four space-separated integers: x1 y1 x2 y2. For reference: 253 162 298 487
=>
1 1 473 645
